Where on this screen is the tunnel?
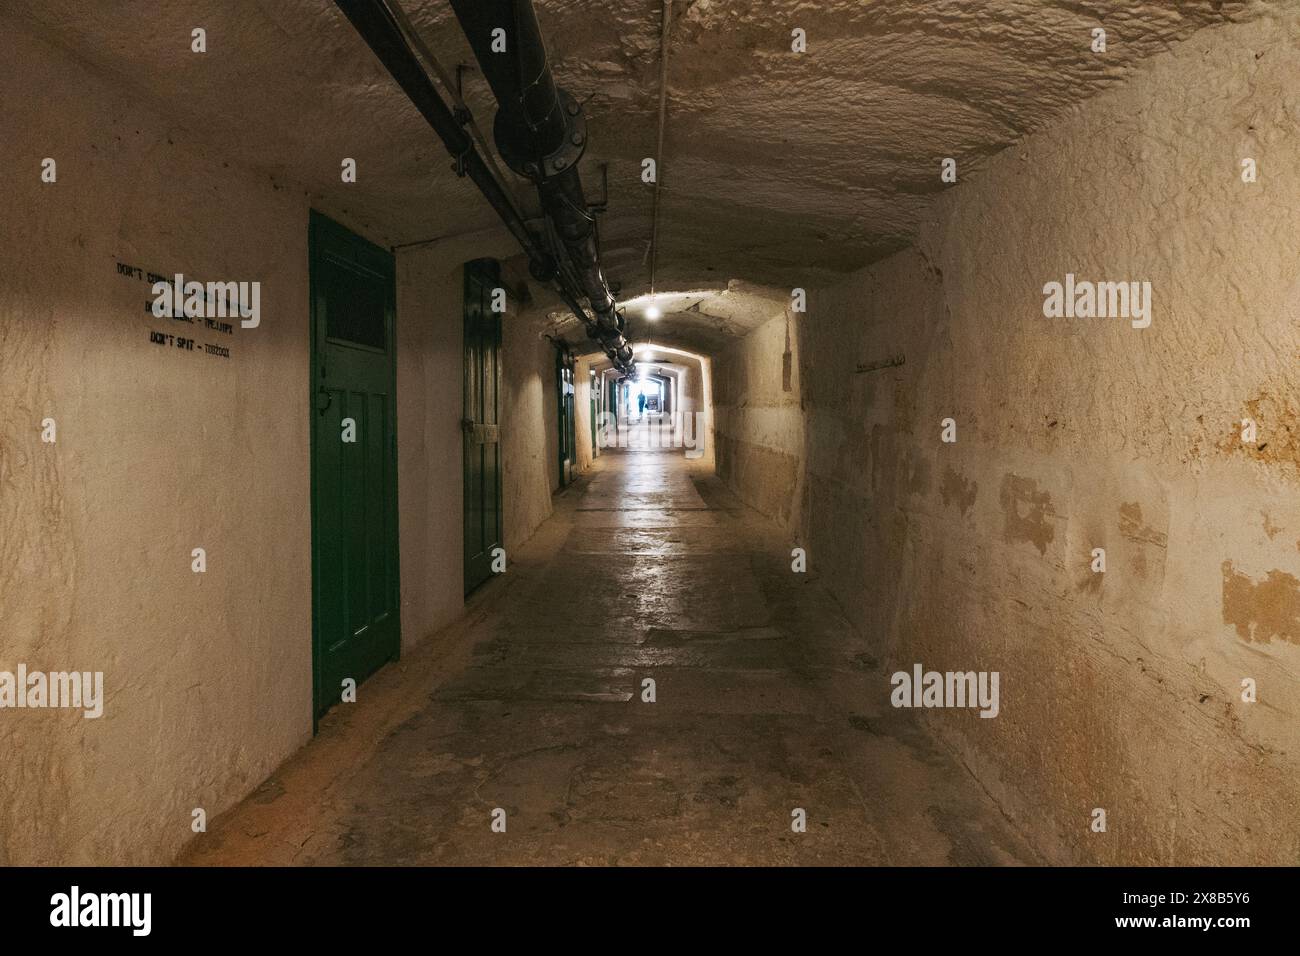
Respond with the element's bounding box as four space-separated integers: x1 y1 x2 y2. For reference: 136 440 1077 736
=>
1 0 1298 910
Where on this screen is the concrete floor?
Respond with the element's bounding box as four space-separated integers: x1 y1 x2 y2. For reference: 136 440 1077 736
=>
182 449 1038 866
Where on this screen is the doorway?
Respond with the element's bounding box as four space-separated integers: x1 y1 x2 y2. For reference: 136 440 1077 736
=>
463 259 503 595
555 346 576 487
309 211 401 724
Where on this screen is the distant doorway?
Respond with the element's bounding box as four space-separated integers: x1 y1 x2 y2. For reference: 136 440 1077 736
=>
556 346 576 487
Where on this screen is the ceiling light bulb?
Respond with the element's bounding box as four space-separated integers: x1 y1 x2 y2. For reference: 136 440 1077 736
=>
645 306 661 320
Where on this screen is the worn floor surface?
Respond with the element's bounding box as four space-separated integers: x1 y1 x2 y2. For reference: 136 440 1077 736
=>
181 448 1037 866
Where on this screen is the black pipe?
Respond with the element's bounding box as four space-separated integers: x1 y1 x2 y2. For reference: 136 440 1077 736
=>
335 0 641 372
333 0 633 372
333 1 560 278
444 0 567 164
448 0 635 373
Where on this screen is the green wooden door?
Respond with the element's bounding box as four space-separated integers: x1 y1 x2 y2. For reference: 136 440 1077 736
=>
463 259 502 595
309 211 400 724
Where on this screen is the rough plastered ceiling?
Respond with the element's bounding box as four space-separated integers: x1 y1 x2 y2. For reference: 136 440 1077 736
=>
7 0 1271 356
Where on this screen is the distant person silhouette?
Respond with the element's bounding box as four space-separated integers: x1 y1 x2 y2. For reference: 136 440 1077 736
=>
638 393 646 416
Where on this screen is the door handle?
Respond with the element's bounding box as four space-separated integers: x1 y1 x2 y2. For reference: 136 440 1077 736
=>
316 385 332 414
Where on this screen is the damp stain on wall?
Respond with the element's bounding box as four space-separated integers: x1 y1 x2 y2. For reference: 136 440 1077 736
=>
1219 391 1300 473
1119 502 1167 548
940 466 977 517
998 474 1055 555
906 454 932 497
1221 561 1300 645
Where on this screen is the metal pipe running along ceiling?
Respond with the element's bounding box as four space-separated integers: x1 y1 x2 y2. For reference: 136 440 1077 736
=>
333 0 636 375
447 0 634 374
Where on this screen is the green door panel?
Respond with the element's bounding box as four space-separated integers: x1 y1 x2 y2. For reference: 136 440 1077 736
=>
309 210 400 725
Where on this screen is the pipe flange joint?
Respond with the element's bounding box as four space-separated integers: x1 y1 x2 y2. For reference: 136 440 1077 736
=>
495 89 587 180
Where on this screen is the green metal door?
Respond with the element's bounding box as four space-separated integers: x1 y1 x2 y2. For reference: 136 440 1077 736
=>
309 211 400 724
463 259 503 595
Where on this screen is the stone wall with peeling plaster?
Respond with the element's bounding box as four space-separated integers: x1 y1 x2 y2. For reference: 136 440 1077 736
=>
714 309 805 532
789 10 1300 864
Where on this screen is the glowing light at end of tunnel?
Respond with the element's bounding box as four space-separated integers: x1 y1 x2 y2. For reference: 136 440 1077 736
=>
645 306 661 320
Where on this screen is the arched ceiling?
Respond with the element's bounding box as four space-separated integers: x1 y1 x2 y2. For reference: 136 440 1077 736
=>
8 0 1269 355
548 280 789 357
